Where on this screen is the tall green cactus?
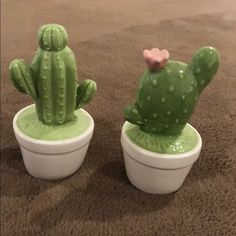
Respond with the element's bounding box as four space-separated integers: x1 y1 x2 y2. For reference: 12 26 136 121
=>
124 47 220 135
9 24 96 125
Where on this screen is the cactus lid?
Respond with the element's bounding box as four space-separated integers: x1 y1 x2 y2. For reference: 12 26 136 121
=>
38 24 68 51
9 23 97 128
124 46 220 136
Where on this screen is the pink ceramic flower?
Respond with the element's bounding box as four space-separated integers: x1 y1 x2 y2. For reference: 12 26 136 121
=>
143 48 169 70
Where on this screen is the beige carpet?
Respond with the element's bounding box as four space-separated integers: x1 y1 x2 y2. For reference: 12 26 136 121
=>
1 0 236 235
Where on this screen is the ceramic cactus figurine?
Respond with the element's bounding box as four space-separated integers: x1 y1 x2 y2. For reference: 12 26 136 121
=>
124 47 219 135
9 24 96 125
121 46 220 194
10 24 97 180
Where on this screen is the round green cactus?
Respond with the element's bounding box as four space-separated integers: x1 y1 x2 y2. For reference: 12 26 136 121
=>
9 24 96 125
124 47 220 135
38 24 68 51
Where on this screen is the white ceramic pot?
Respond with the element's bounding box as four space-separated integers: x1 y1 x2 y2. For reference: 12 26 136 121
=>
13 105 94 180
121 122 202 194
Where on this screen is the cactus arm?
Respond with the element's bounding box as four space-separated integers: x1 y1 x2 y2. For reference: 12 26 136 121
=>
190 46 220 93
9 59 37 100
124 103 144 126
9 24 97 125
75 79 97 109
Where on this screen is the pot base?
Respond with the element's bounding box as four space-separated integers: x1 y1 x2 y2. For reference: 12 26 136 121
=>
124 152 192 194
20 144 89 180
121 122 202 194
13 105 94 180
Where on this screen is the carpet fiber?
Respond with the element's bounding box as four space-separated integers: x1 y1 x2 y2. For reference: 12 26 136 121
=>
1 0 236 235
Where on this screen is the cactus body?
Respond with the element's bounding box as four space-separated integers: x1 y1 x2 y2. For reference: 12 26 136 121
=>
9 24 96 125
125 47 220 135
33 47 77 124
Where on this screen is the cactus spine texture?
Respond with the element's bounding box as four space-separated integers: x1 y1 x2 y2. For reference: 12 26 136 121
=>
9 24 96 125
124 47 220 135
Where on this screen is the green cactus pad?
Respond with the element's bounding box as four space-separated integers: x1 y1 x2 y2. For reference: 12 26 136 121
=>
125 122 198 154
124 46 220 135
17 105 91 141
9 24 96 126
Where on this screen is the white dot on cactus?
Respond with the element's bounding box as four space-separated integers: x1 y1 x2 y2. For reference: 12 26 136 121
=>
209 51 213 55
166 68 171 74
147 96 151 101
132 109 138 114
175 118 179 124
44 96 48 99
201 80 205 85
189 87 193 93
153 113 157 118
181 94 186 100
164 125 169 129
195 67 201 74
44 66 48 70
152 128 156 132
137 121 142 125
152 79 157 86
168 86 175 93
183 108 188 113
208 63 214 68
166 111 171 116
144 118 148 122
161 97 166 103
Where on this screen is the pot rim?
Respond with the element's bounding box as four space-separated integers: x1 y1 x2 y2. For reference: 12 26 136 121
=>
13 104 94 146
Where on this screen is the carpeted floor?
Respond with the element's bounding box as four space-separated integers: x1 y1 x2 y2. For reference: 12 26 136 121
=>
1 0 236 235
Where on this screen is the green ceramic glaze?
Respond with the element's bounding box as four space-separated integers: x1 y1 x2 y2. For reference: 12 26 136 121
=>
17 106 90 141
9 24 96 125
125 122 198 154
124 47 220 135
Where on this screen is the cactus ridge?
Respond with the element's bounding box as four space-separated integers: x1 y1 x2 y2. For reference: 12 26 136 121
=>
125 47 220 135
9 24 96 125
